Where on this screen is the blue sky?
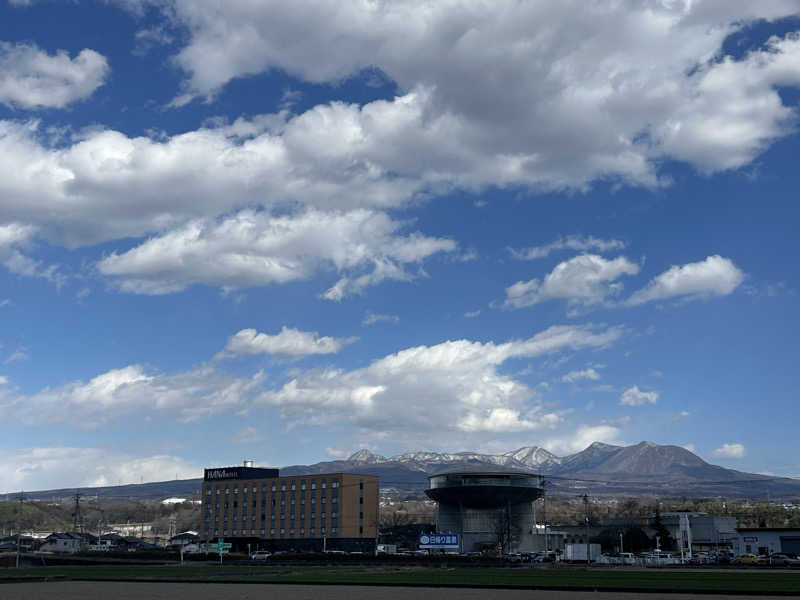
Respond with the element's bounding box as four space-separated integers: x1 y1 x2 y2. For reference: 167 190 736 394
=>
1 1 799 492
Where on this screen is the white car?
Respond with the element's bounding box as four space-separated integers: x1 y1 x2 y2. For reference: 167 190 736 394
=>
250 551 271 560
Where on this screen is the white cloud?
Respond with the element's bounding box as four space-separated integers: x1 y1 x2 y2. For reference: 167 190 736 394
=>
0 223 62 284
679 410 691 418
713 442 747 459
159 1 800 184
544 424 624 455
232 426 263 444
562 368 601 383
98 208 456 297
13 365 264 427
628 255 745 305
464 310 481 318
0 42 108 109
217 327 354 359
0 447 201 494
0 375 7 385
0 7 798 262
4 347 29 364
619 385 659 406
257 324 622 439
363 313 399 326
510 236 626 260
682 443 696 453
504 254 640 309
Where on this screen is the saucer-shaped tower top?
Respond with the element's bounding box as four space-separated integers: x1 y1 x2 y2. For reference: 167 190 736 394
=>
425 471 545 508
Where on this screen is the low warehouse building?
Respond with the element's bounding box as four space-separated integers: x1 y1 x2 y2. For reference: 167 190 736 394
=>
732 528 800 556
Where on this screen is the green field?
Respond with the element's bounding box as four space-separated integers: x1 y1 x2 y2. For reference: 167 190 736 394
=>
2 565 800 594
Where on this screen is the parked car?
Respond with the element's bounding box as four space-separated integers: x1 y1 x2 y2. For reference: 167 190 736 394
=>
250 550 271 560
735 553 760 565
765 553 800 566
504 553 524 563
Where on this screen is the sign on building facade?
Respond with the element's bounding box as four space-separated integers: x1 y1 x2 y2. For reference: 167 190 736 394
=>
419 533 460 549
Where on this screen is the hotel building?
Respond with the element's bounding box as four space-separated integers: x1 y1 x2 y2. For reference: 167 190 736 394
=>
201 462 379 552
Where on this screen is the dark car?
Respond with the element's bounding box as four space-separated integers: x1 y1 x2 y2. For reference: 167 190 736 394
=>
766 553 800 566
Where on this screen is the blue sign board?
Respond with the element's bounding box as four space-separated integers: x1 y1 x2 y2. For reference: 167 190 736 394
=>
419 533 460 549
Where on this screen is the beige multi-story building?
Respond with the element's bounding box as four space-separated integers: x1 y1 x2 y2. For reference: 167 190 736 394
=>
201 463 379 551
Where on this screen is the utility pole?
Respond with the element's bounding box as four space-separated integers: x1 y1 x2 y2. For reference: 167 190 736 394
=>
72 491 84 548
16 491 23 568
583 494 590 567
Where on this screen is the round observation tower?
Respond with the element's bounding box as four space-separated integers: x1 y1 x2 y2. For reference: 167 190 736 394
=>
425 471 545 554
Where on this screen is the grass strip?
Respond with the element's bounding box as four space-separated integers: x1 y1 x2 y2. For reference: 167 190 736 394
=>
2 565 799 594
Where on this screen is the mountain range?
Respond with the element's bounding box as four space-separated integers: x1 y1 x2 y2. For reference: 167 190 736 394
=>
13 442 800 501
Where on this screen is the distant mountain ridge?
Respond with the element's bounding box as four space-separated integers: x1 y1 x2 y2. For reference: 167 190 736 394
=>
14 441 800 501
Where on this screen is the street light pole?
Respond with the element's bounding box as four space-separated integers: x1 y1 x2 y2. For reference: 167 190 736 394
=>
583 494 590 567
16 491 23 569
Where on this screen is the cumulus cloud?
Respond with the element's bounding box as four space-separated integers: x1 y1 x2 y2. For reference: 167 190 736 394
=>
256 324 622 439
217 327 354 359
0 447 200 493
510 236 626 260
13 365 265 427
619 385 659 406
628 255 745 305
98 208 456 297
0 6 799 258
0 41 108 109
562 368 601 383
713 442 747 459
0 223 62 284
159 1 800 183
544 424 624 455
504 254 640 309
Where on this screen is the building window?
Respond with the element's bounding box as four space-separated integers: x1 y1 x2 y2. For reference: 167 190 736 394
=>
261 529 265 536
322 497 326 504
280 528 285 535
332 527 338 535
321 527 326 534
291 482 296 491
311 497 315 505
206 489 212 495
322 482 326 489
359 526 363 535
311 482 316 490
301 482 306 491
332 481 339 489
270 529 275 536
359 481 364 490
332 497 338 504
281 484 286 491
291 497 295 505
271 484 276 492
